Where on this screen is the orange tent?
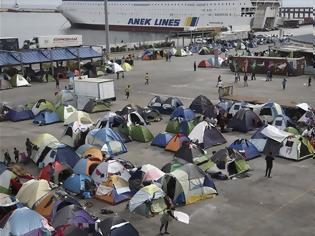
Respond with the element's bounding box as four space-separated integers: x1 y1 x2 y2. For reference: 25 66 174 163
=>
34 192 55 219
198 60 211 68
81 146 103 161
165 134 190 152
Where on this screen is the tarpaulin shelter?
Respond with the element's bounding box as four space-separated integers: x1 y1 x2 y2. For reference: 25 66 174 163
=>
170 107 196 121
228 108 262 133
0 207 53 236
208 148 250 179
10 74 30 87
95 175 132 205
85 128 127 156
76 144 103 161
129 125 154 142
63 174 94 195
4 105 34 122
91 160 130 186
98 215 140 236
279 135 315 160
16 179 51 208
151 132 175 148
198 60 211 68
161 163 217 205
229 139 260 160
189 121 227 149
189 95 213 114
73 158 100 176
82 100 111 113
33 110 61 125
33 142 80 168
56 104 77 121
64 111 93 126
31 99 55 116
128 184 166 217
165 134 190 152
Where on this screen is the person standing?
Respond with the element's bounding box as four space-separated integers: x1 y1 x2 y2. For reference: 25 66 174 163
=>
193 61 197 71
251 72 256 80
55 77 59 89
282 78 287 90
265 152 274 178
14 147 19 163
216 75 221 87
125 85 131 100
243 73 248 87
45 71 49 83
116 72 120 80
234 73 238 83
4 150 11 165
25 138 33 158
308 76 312 87
145 72 150 85
159 196 177 235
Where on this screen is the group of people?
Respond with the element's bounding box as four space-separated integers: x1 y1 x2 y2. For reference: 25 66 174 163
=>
2 138 34 165
124 72 151 100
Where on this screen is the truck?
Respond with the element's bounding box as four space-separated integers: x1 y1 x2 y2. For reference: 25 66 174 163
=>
0 37 19 51
23 35 82 49
74 77 115 109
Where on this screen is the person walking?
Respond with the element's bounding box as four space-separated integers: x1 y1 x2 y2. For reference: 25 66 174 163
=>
234 73 238 83
125 85 131 100
265 152 274 178
116 72 120 80
25 138 33 158
45 71 49 83
243 73 248 87
145 72 150 85
251 72 256 80
308 76 312 87
216 75 221 87
4 150 11 165
266 70 270 82
14 147 19 163
193 61 197 71
282 78 287 90
159 196 177 235
55 77 59 89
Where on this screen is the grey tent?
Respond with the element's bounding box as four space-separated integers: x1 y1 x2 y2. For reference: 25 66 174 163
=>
228 108 262 133
189 95 213 115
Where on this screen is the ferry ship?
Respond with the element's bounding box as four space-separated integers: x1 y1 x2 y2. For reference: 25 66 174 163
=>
59 0 256 32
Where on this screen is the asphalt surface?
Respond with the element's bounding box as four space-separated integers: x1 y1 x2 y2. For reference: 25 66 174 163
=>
0 43 315 236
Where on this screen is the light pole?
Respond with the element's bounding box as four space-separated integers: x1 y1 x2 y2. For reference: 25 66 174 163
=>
104 0 110 57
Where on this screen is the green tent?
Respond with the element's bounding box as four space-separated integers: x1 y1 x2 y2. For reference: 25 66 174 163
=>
165 120 180 134
165 119 196 135
284 127 300 135
175 49 187 57
130 125 154 142
161 160 184 173
31 99 55 115
234 159 250 174
118 123 131 136
83 100 111 113
56 104 77 121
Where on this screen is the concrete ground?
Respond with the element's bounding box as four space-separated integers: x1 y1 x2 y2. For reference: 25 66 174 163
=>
0 49 315 236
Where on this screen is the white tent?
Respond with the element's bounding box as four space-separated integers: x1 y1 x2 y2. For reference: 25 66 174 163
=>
11 74 30 87
169 48 177 56
296 103 312 111
279 136 315 160
272 115 290 130
111 63 124 73
261 125 291 143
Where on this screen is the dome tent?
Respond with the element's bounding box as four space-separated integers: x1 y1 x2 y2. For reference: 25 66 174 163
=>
98 215 140 236
82 99 111 113
4 105 34 122
189 95 213 114
229 139 260 160
31 99 55 116
228 108 262 133
129 125 154 142
33 110 61 125
151 132 175 148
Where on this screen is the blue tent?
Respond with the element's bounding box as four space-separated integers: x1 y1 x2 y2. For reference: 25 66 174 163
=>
4 106 34 122
85 128 127 156
33 110 60 125
63 174 94 195
229 139 260 160
151 132 174 148
170 107 195 121
73 158 99 176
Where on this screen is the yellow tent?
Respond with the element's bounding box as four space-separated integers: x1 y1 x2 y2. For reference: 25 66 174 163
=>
16 179 51 208
64 111 93 125
32 133 59 148
121 62 132 72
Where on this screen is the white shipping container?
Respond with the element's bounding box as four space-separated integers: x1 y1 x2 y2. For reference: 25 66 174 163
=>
33 35 82 48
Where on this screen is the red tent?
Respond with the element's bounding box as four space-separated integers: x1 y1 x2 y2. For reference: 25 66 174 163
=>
198 60 211 68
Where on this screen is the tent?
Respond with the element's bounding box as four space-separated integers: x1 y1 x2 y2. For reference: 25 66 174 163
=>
228 108 262 133
111 63 124 73
0 79 12 90
85 128 127 156
175 48 187 57
63 174 94 195
31 99 55 115
165 133 190 152
272 114 292 130
137 107 162 123
55 89 76 107
33 110 61 125
229 139 260 160
60 122 91 148
148 96 183 115
208 148 250 179
170 107 195 121
121 62 132 72
130 125 154 142
95 175 132 205
4 105 34 122
199 47 210 55
189 95 213 114
189 121 227 149
32 133 59 149
279 135 315 160
0 166 16 194
284 127 300 135
95 112 125 128
98 216 139 236
73 158 100 176
169 48 177 56
128 184 166 217
91 159 130 186
254 102 284 124
216 100 234 112
56 104 77 121
83 100 111 113
76 144 103 161
16 179 51 208
0 207 53 236
174 141 208 164
151 132 175 148
140 164 165 182
127 111 147 126
10 74 30 87
161 160 184 173
52 204 95 229
33 142 80 168
38 161 73 185
228 101 248 116
165 117 200 135
198 60 212 68
0 193 19 219
64 111 93 126
161 163 217 205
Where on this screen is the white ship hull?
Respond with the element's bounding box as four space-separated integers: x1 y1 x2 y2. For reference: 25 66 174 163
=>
60 0 255 32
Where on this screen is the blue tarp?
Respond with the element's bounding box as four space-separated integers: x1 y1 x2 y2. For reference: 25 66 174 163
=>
0 52 20 66
68 47 102 59
11 51 50 64
42 48 77 61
